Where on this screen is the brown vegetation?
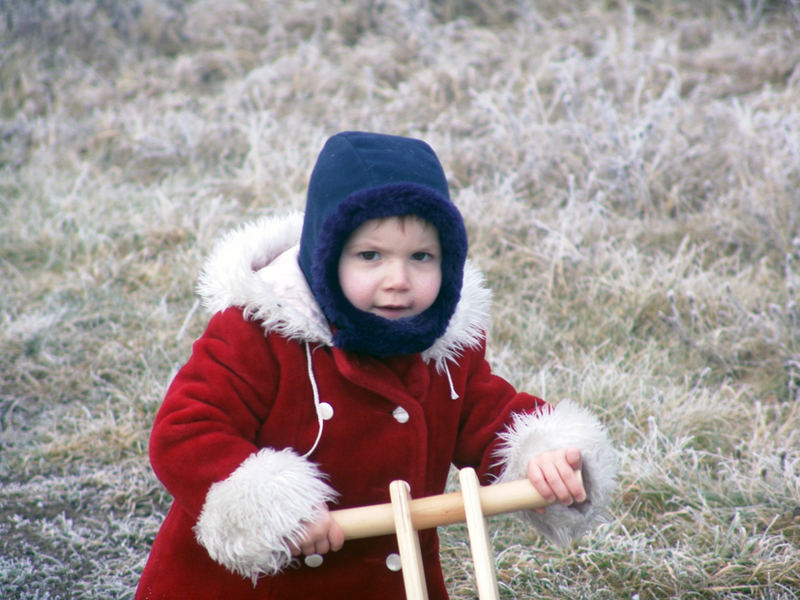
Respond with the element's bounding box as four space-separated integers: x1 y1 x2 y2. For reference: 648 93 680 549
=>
1 1 798 598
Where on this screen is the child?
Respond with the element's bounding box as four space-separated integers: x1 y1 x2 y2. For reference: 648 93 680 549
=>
135 131 617 600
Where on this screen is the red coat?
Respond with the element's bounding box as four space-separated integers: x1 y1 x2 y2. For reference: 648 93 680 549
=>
136 215 617 600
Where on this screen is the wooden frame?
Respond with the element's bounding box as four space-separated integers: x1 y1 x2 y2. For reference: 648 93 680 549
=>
330 468 581 599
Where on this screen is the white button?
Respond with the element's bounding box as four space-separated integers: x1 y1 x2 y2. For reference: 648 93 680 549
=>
304 553 324 568
319 402 334 420
392 407 409 424
385 553 402 571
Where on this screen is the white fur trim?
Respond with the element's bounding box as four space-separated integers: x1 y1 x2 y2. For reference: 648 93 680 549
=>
422 259 492 371
196 215 493 364
251 245 333 345
198 213 333 346
194 447 338 583
493 400 618 545
199 212 305 315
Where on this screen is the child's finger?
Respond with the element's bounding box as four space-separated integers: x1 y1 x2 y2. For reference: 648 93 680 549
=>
540 462 574 505
564 446 582 470
526 462 556 503
556 456 586 503
328 516 345 552
526 449 586 508
298 530 324 556
529 461 573 506
294 507 345 557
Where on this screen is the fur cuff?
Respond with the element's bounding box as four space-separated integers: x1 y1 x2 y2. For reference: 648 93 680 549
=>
194 447 338 583
493 400 618 546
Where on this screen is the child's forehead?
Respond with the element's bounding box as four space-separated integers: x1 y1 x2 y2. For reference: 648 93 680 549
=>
345 215 440 246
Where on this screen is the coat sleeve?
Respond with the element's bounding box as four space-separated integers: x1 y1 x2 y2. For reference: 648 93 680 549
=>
149 308 337 583
454 340 618 546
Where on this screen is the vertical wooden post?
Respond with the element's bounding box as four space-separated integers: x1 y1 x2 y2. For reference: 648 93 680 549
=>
390 480 429 600
459 467 500 600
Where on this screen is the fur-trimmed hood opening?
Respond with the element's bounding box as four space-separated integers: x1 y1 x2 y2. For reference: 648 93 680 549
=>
197 212 491 371
298 131 470 357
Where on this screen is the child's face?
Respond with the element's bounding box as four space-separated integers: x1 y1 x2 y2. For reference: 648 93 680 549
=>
338 217 442 320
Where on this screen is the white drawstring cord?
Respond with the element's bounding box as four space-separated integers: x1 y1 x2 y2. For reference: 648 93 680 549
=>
303 343 457 457
444 363 459 400
301 342 324 458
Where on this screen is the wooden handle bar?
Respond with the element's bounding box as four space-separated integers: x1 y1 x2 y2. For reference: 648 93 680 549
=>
331 470 581 541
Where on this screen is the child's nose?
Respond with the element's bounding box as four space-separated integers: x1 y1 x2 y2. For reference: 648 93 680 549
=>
384 260 410 289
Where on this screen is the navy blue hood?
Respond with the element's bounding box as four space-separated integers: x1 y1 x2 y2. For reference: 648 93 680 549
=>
298 131 468 357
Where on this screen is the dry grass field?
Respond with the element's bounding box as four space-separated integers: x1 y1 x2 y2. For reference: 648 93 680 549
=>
2 1 799 598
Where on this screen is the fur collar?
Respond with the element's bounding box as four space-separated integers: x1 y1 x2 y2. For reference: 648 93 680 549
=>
198 213 491 370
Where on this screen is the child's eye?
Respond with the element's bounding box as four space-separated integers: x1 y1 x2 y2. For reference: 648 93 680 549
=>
412 252 434 262
358 251 379 261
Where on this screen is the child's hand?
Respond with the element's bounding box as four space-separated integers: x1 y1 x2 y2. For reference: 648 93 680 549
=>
526 447 586 514
289 506 345 558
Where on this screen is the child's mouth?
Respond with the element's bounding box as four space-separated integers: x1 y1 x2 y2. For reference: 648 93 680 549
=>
373 305 412 319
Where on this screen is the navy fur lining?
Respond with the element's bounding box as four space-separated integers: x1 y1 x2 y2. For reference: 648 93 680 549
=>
311 183 468 356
